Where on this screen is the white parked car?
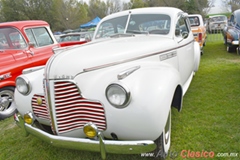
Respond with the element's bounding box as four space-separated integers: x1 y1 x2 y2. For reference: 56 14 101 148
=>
14 7 200 159
207 15 228 33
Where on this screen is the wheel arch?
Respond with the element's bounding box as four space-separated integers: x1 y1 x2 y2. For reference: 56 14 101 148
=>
0 81 16 89
171 85 183 112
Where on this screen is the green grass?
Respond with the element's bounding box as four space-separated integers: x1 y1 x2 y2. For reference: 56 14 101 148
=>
1 35 240 160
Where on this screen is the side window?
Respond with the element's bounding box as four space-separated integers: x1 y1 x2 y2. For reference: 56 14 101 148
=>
25 29 36 45
25 27 54 47
0 28 27 49
0 32 9 49
230 15 235 25
9 32 27 49
175 16 189 38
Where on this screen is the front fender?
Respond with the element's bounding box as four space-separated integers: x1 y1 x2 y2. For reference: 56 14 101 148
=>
14 68 45 117
227 28 239 42
193 41 201 72
75 62 182 140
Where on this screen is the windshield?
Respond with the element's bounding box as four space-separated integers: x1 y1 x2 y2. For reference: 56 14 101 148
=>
235 12 240 26
209 16 227 22
95 14 171 39
0 27 27 50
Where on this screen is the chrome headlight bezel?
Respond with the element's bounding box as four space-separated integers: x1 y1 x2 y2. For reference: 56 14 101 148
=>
105 83 131 108
16 76 31 95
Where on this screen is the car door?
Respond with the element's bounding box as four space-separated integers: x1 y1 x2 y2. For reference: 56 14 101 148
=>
0 27 31 85
0 28 29 65
25 27 58 66
175 14 195 85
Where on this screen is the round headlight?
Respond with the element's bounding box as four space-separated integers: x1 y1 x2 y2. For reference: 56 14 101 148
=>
106 83 130 108
16 77 31 95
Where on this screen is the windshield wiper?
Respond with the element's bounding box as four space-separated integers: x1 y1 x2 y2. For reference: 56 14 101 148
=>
110 33 135 38
126 30 149 34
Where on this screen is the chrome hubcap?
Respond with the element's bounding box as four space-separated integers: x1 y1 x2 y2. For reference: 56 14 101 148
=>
0 90 14 111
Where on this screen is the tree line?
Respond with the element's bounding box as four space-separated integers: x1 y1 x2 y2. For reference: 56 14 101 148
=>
0 0 232 32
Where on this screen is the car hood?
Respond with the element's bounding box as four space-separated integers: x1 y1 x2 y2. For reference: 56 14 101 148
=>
46 35 176 79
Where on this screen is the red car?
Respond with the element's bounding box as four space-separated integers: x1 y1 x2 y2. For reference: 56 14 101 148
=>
0 20 87 120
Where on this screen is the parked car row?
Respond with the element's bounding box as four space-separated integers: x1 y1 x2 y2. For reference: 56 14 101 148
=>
188 10 240 54
222 9 240 53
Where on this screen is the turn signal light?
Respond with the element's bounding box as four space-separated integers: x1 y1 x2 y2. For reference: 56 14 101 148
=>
24 112 34 125
83 123 98 138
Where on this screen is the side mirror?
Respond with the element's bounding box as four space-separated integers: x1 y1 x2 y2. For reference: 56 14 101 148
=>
182 31 188 39
28 42 35 48
27 42 35 55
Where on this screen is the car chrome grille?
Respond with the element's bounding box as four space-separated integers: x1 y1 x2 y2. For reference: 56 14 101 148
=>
54 81 106 134
32 94 50 120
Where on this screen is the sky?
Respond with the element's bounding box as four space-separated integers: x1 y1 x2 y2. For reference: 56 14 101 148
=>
208 0 231 14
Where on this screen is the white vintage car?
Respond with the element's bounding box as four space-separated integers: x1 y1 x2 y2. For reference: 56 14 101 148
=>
14 7 200 159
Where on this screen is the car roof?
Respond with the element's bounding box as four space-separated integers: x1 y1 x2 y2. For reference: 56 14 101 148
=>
0 20 49 30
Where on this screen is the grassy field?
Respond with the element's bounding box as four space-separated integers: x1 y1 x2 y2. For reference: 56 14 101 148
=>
1 35 240 160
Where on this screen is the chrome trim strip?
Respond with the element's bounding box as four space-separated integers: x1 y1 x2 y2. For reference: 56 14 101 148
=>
117 66 140 80
22 66 45 74
83 40 194 72
160 51 177 61
43 79 56 134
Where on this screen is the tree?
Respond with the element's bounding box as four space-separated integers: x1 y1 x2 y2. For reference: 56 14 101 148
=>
54 0 89 31
226 0 240 12
0 0 28 21
122 1 132 10
88 0 108 19
130 0 148 9
106 0 122 14
0 0 89 31
184 0 209 16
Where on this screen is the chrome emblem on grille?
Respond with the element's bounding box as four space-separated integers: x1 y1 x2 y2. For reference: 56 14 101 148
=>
54 75 74 80
36 97 43 105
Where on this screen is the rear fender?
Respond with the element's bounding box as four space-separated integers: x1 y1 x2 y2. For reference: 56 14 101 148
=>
193 41 201 72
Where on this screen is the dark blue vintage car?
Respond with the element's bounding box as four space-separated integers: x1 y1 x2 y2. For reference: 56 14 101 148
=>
222 9 240 53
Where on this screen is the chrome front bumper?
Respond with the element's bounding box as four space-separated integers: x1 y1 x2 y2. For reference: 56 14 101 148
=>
14 113 156 159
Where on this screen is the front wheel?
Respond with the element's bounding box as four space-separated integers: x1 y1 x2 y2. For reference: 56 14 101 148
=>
154 109 171 159
0 87 17 120
227 45 236 53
